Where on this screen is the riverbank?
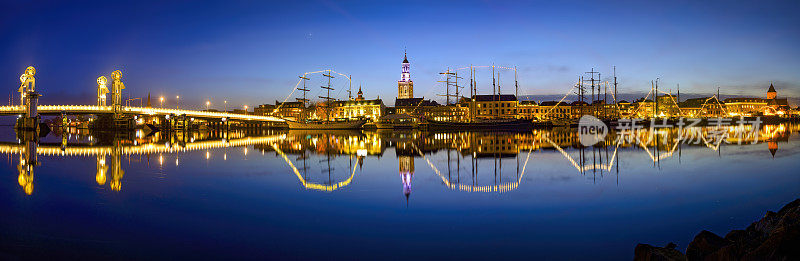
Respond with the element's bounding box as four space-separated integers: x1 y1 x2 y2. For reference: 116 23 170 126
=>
635 198 800 260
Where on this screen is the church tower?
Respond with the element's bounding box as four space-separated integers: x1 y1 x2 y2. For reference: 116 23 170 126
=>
397 52 414 99
767 83 777 100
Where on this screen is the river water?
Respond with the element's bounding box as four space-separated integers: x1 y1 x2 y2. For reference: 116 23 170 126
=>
1 124 799 259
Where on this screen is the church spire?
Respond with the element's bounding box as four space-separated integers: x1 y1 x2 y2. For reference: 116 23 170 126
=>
355 85 364 101
397 50 414 99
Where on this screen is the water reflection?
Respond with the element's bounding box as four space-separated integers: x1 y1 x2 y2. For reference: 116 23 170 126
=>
2 123 796 196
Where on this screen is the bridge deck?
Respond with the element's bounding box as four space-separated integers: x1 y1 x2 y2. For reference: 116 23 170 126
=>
0 105 285 122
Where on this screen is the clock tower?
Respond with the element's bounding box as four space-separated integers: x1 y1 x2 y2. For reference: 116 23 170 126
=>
397 52 414 99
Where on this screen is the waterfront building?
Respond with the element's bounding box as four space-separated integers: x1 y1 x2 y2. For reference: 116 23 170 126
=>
462 94 519 120
393 98 439 118
518 100 540 120
254 104 277 116
330 87 386 121
764 83 790 116
656 94 681 117
426 104 469 122
590 100 617 119
631 99 654 118
616 100 633 118
570 101 590 119
271 101 307 120
537 101 571 120
724 98 767 117
679 97 725 118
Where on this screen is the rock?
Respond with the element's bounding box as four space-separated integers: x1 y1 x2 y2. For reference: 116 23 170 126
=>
634 243 687 261
686 230 730 260
638 198 800 261
742 220 800 260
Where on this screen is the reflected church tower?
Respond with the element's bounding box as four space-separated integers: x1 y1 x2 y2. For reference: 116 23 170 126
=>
399 155 414 202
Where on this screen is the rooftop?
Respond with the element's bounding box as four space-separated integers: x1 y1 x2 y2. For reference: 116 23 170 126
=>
471 94 518 102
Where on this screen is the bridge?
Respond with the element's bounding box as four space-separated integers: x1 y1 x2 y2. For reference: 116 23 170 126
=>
8 66 285 132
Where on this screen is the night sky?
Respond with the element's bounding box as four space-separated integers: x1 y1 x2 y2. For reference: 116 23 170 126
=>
2 0 798 109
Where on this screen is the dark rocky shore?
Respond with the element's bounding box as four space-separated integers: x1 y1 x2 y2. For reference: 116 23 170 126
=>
635 199 800 261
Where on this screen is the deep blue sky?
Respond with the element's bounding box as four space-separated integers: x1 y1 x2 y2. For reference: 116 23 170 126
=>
2 0 799 108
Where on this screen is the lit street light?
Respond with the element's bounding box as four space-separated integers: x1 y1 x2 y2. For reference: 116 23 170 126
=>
159 96 164 108
176 96 180 109
206 100 210 111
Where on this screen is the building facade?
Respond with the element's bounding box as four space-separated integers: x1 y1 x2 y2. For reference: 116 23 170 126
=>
330 88 385 121
463 94 519 120
724 98 767 117
537 101 571 120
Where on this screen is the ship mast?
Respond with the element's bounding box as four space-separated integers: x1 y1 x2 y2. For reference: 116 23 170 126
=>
492 65 496 101
348 74 352 101
514 66 518 98
585 68 599 117
613 66 618 118
320 70 335 121
437 68 460 105
297 75 311 121
470 66 476 122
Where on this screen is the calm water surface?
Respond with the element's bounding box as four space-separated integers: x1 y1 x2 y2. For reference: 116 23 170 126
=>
1 125 799 260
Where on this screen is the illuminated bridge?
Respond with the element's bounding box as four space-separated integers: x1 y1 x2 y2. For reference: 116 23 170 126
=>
8 66 285 131
0 105 285 123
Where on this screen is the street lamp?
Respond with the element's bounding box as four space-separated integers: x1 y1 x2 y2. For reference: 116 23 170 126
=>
224 100 227 112
206 100 210 111
243 105 248 114
176 96 180 110
159 96 164 108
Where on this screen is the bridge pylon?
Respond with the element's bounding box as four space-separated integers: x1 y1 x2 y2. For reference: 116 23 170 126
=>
110 70 126 114
16 66 42 132
97 76 109 106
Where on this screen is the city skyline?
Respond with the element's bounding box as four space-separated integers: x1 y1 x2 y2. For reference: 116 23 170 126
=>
2 1 799 108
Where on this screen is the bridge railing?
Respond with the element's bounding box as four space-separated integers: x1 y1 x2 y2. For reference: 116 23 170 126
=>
123 107 285 122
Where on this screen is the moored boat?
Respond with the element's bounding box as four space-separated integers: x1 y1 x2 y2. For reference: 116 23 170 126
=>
375 113 418 129
285 119 367 130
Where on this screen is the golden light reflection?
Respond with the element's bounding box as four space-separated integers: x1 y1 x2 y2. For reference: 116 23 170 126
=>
3 124 797 195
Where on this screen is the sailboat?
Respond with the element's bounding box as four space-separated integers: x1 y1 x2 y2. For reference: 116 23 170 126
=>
284 72 366 130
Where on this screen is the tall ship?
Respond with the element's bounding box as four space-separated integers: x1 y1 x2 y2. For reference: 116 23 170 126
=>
283 71 367 130
424 65 532 131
